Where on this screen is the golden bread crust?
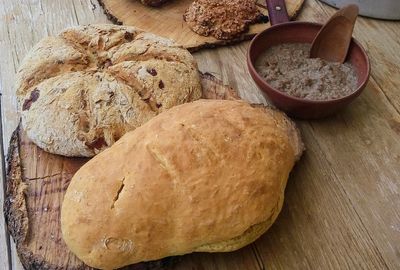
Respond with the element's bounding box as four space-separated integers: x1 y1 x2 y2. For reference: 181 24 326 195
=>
61 99 303 269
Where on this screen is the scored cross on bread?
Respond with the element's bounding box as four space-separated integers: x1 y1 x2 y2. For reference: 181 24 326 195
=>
16 25 202 157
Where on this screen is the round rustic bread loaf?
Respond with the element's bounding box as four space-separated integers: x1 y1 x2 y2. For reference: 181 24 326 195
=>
16 24 202 157
61 99 303 269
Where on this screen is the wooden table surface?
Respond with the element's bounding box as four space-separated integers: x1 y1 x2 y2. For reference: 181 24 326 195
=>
1 0 399 269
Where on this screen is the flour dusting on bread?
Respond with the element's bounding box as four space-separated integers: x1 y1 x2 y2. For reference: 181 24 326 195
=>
16 25 202 157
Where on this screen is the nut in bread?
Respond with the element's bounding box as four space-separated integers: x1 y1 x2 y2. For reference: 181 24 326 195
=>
17 25 202 157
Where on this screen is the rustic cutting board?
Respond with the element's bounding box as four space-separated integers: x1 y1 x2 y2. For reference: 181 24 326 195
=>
4 73 243 270
98 0 304 51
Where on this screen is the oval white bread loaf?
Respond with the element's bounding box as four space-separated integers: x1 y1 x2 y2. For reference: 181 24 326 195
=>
17 24 202 157
61 99 303 269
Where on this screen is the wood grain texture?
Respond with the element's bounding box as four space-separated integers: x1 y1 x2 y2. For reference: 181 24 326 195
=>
0 102 12 270
173 245 262 270
303 3 400 268
1 0 400 269
97 0 304 51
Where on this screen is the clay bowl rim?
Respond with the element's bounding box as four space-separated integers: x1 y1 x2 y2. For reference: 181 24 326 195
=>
247 21 371 105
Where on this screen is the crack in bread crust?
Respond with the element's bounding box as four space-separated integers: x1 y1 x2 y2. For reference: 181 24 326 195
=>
61 100 302 269
111 177 125 209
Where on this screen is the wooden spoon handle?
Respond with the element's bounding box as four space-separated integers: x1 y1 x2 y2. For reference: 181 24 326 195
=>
334 4 359 22
266 0 290 25
310 4 359 63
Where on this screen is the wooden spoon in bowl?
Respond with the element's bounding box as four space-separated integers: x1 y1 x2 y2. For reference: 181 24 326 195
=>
310 4 359 63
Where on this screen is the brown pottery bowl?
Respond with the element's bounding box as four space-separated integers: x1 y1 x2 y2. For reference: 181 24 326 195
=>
247 22 370 119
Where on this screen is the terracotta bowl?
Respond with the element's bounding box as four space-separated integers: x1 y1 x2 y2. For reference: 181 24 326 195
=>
247 22 370 119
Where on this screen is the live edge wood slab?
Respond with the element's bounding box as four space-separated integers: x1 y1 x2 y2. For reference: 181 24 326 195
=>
4 73 240 270
97 0 304 51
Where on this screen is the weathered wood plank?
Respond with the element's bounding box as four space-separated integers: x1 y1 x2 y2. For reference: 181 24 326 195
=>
307 2 400 268
1 1 19 268
0 106 12 270
11 242 25 270
255 122 390 269
302 79 400 269
173 246 261 270
70 0 110 24
0 0 20 150
194 45 267 104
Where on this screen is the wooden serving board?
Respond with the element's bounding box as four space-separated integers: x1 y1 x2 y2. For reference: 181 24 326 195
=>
4 73 241 270
98 0 304 51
